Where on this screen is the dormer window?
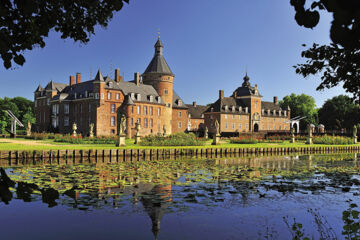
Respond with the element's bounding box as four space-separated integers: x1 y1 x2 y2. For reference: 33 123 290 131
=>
108 82 113 88
85 91 88 98
136 93 141 101
239 106 242 112
131 93 135 100
178 99 182 106
149 95 154 102
211 107 214 112
231 106 235 112
224 105 228 111
74 93 77 99
157 96 161 103
201 114 204 118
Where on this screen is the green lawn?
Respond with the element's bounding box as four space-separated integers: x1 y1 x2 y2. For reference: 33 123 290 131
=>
0 137 359 151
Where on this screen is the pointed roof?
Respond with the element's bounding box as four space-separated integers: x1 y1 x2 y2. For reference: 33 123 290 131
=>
143 37 174 76
44 80 67 92
123 94 135 105
35 84 44 92
94 69 104 82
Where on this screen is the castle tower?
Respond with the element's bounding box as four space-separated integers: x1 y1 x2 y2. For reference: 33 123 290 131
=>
142 37 174 134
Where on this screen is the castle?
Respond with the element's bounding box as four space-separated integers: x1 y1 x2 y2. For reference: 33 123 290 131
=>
34 37 290 137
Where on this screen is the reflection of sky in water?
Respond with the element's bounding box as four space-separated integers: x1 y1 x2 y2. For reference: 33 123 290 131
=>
0 153 359 240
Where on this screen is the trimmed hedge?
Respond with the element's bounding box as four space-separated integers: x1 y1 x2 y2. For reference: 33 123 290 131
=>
54 135 117 144
140 132 205 146
313 135 354 145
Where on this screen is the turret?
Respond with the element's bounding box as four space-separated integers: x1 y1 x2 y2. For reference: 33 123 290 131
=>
142 37 174 134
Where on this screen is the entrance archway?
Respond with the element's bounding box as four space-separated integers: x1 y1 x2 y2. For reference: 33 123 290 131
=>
293 123 298 133
253 123 259 132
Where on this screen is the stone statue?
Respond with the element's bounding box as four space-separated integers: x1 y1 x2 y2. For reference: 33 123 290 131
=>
204 126 208 139
215 119 220 136
306 124 312 145
163 124 167 137
72 123 77 137
26 121 32 137
353 125 358 144
134 122 141 144
119 114 127 135
89 123 94 138
116 116 127 147
212 120 221 145
290 127 295 143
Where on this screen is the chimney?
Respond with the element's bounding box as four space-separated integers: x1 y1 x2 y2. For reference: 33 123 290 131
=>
69 75 75 86
193 101 197 107
76 73 81 84
134 72 140 86
219 90 224 100
273 96 278 104
115 68 123 82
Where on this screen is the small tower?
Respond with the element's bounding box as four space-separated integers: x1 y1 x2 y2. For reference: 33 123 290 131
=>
142 36 174 134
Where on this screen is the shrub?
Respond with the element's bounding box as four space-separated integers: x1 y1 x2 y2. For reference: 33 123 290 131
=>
140 132 205 146
230 136 259 144
54 135 118 144
313 135 354 145
25 132 55 140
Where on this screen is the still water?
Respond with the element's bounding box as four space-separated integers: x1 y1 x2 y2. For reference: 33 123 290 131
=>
0 154 359 240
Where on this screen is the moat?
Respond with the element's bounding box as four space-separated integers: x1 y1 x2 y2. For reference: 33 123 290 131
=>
0 153 359 240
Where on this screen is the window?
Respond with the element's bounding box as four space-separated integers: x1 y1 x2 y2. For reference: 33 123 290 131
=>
178 100 182 106
137 106 141 114
232 115 235 119
246 124 249 130
95 93 100 99
158 108 161 116
108 92 111 100
150 119 153 128
179 111 182 118
149 95 154 102
80 103 82 113
178 122 182 128
116 93 120 100
279 126 282 130
131 106 134 114
239 115 241 120
225 114 228 119
52 105 57 115
144 106 148 115
111 116 115 126
74 93 77 99
85 91 88 98
52 118 57 128
144 118 148 128
88 103 91 112
239 123 242 129
149 107 153 115
137 118 141 124
232 123 235 129
137 93 141 101
47 98 50 106
64 117 69 126
111 104 115 113
255 101 258 108
35 100 37 107
131 118 134 126
164 89 168 95
225 123 228 129
101 93 104 99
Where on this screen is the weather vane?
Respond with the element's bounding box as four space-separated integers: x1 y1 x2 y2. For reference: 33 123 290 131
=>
157 28 160 39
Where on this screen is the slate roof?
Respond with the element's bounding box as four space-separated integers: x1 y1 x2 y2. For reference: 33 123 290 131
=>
186 104 209 119
143 38 174 76
34 84 44 92
205 97 248 114
45 81 68 92
261 101 281 111
172 91 188 109
232 74 262 97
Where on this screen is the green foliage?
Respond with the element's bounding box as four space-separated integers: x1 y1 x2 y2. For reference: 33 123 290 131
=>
279 93 318 130
318 95 360 131
54 135 118 144
0 97 34 130
25 132 57 140
290 1 360 101
342 203 360 240
0 110 9 134
0 0 130 69
140 132 205 146
230 136 259 144
313 135 354 145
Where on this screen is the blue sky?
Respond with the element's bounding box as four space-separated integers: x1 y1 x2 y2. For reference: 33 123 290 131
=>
0 0 345 107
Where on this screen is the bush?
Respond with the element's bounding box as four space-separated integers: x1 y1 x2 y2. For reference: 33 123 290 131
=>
140 132 205 146
25 132 56 140
230 136 259 144
313 135 354 145
54 135 118 144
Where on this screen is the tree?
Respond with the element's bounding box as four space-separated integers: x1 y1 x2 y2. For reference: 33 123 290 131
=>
0 0 129 69
279 93 318 130
290 0 360 101
318 95 360 131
